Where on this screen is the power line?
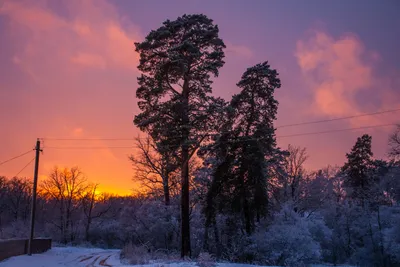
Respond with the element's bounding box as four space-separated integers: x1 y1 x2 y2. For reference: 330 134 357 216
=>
41 123 397 149
40 108 400 142
0 150 34 167
40 135 213 142
13 157 36 178
276 108 400 129
41 138 136 141
43 146 136 150
277 123 397 138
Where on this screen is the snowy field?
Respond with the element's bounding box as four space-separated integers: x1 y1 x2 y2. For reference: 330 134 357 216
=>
0 247 356 267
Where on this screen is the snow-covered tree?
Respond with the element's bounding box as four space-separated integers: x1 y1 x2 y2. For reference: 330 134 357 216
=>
299 166 341 214
379 162 400 204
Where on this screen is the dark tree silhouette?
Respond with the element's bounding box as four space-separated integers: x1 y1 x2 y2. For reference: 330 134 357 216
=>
203 62 281 235
129 136 180 205
82 184 111 242
283 144 308 202
388 124 400 160
7 177 31 221
40 166 89 243
133 14 226 257
341 134 374 202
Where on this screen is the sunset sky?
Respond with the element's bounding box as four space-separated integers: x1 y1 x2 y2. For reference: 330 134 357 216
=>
1 0 399 195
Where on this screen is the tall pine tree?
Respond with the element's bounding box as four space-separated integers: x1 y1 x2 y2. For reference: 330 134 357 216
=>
203 62 281 235
342 134 374 202
134 14 226 257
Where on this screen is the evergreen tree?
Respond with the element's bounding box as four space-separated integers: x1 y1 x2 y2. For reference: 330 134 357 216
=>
134 14 226 257
341 134 374 202
203 62 281 235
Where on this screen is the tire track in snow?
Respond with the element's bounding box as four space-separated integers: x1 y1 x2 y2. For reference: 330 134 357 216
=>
99 255 112 266
76 252 115 267
59 249 117 267
80 255 94 262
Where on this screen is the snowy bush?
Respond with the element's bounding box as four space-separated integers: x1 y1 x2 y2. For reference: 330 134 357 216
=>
321 202 400 267
197 252 216 267
221 234 256 263
120 242 151 265
206 215 258 263
384 221 400 265
307 214 333 263
119 200 181 252
0 220 29 239
253 205 321 266
190 207 207 257
89 220 124 248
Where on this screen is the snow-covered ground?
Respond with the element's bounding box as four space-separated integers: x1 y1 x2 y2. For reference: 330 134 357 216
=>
0 247 122 267
0 247 354 267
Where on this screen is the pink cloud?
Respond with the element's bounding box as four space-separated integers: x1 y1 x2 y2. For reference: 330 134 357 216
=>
71 53 107 69
226 42 253 59
1 0 140 80
295 31 400 126
1 0 66 31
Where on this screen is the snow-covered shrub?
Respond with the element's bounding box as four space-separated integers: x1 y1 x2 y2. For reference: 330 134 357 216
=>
190 207 207 257
321 200 365 265
321 202 400 267
0 220 29 239
119 200 180 252
307 214 333 263
121 242 151 265
384 220 400 265
221 235 255 263
211 215 257 263
89 219 124 248
253 204 321 266
197 252 216 267
379 206 400 266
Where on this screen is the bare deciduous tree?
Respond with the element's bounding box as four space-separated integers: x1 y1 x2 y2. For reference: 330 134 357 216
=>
0 176 7 232
388 124 400 160
283 144 309 202
82 184 111 241
7 177 31 221
129 136 179 205
40 166 89 243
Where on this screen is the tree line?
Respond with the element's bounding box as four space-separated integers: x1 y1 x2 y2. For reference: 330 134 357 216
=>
1 127 399 266
0 167 113 244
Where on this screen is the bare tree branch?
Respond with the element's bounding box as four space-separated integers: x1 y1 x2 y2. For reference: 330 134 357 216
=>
388 124 400 160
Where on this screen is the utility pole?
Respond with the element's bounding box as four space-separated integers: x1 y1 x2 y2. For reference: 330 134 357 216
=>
28 139 41 256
